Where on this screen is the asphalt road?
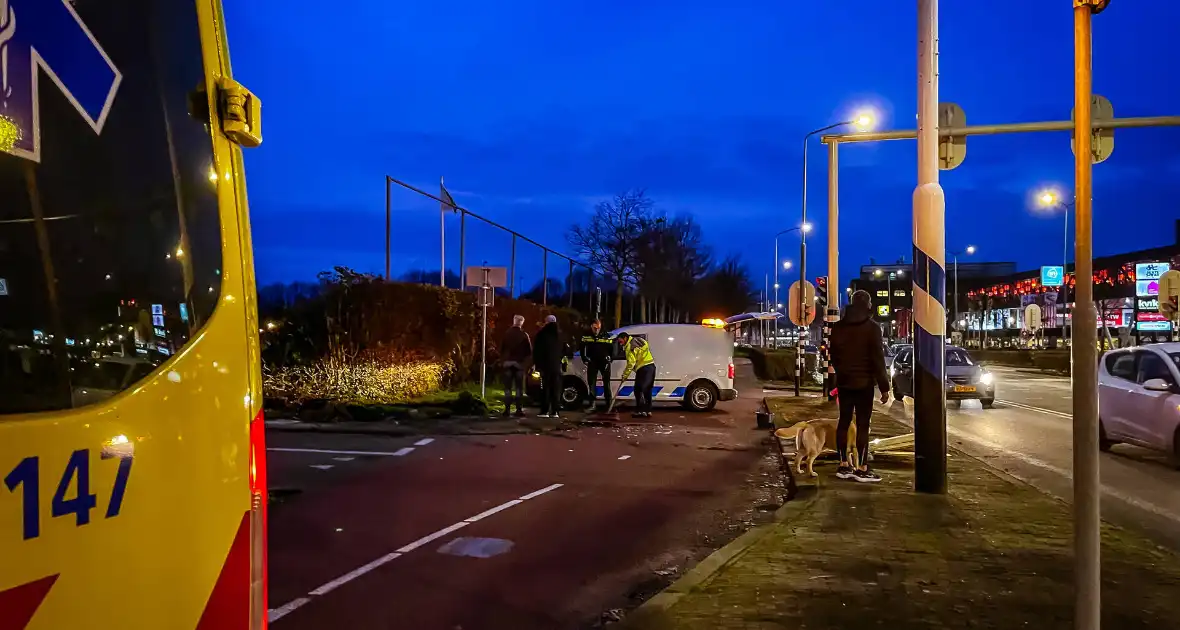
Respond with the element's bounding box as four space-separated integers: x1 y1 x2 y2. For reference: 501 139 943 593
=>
893 365 1180 551
264 362 781 629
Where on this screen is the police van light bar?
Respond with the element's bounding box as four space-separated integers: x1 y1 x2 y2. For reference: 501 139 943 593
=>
701 318 726 328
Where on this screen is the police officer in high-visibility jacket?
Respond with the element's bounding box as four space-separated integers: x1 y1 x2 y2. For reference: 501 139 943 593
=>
616 332 656 418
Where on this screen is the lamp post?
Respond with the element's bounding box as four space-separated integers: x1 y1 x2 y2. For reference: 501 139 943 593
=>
774 227 806 349
1038 190 1075 338
801 112 874 391
951 245 976 333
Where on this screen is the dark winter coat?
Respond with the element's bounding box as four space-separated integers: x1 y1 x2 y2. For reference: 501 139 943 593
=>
829 302 889 393
499 326 533 367
532 322 564 372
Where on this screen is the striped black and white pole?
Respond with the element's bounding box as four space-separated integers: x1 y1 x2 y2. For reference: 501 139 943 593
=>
913 0 947 494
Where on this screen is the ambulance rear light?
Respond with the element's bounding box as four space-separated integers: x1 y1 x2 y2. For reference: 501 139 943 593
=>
249 409 269 629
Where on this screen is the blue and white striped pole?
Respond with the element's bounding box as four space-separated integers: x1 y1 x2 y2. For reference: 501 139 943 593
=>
913 0 947 494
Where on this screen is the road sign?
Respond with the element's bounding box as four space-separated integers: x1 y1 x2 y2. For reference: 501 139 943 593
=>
1 0 123 162
1041 265 1064 287
465 266 508 288
937 102 966 170
1072 94 1114 164
1024 304 1042 332
1157 270 1180 317
787 280 816 327
0 278 7 296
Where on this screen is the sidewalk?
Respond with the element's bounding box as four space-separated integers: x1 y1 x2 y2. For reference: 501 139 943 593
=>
623 397 1180 629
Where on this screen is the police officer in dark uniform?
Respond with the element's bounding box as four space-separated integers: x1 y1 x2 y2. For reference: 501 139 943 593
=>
580 319 615 410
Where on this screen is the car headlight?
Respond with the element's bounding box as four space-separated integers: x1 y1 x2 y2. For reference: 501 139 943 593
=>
979 372 993 386
889 366 895 379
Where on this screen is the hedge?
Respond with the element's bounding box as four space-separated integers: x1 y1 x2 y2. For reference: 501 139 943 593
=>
746 347 820 384
260 276 584 403
972 349 1071 375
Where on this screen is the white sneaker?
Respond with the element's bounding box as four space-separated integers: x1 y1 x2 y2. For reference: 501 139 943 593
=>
538 413 551 418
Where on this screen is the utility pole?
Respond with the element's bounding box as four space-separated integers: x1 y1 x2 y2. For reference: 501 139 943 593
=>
1072 2 1107 629
913 0 947 494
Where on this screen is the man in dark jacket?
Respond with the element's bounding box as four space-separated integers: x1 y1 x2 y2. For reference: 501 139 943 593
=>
579 319 614 410
532 315 565 418
499 314 532 418
829 289 890 483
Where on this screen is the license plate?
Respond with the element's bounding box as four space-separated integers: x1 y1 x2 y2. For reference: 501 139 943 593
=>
952 385 976 393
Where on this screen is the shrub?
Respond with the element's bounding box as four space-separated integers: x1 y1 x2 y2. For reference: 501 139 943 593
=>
747 348 819 384
263 350 451 405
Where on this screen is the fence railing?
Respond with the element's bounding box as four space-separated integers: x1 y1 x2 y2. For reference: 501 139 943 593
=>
384 175 602 312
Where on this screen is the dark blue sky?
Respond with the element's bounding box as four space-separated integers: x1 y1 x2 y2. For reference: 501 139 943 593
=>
227 1 1180 292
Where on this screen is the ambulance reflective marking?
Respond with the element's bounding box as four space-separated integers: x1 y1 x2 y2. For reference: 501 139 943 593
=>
0 0 122 162
0 573 58 630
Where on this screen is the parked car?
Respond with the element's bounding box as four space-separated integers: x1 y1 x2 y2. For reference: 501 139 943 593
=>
1097 343 1180 462
890 345 995 407
534 323 737 411
884 343 911 369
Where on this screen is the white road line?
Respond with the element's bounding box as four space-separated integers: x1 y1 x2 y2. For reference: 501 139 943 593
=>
943 426 1180 525
268 483 565 623
268 447 414 457
268 598 311 623
332 457 355 462
414 438 435 446
309 464 334 471
996 399 1072 419
393 447 415 456
618 455 632 460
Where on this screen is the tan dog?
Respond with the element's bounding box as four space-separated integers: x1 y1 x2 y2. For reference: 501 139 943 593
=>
775 420 858 478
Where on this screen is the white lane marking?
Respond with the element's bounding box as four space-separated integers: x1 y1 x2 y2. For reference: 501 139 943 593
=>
269 483 564 623
332 457 355 462
518 483 564 501
393 447 415 456
618 455 632 460
309 464 334 470
464 500 523 523
414 438 435 446
996 399 1072 419
268 597 311 622
309 552 402 596
942 425 1180 525
268 447 414 457
396 521 470 554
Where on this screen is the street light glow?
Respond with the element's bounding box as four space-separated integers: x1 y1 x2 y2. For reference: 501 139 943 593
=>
1038 190 1060 207
966 245 976 255
782 260 793 270
801 222 813 233
874 269 883 277
852 110 876 131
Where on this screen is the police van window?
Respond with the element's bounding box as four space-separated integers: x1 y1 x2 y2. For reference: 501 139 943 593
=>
0 1 220 414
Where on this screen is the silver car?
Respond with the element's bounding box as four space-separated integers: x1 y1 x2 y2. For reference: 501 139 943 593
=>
889 345 995 408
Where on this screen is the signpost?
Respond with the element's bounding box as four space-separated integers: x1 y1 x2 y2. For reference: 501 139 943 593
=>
466 266 509 398
1040 265 1064 287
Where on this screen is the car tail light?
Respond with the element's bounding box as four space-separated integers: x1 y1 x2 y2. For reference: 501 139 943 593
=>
249 409 269 629
728 363 735 380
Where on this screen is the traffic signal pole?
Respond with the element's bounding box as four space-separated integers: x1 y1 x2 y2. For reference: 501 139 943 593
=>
912 0 948 494
1072 3 1105 629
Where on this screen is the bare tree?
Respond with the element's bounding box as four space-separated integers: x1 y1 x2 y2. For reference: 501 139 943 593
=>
567 189 652 327
633 215 712 323
697 255 756 318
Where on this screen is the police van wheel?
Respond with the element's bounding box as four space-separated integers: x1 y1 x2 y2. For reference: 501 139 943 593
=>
684 381 718 412
560 378 588 411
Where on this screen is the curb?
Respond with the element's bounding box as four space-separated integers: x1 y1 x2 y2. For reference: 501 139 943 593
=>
264 421 569 438
620 487 819 628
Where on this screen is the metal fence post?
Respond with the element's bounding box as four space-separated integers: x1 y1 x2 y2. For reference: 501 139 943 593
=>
568 259 574 308
510 234 517 298
458 211 466 291
542 250 548 305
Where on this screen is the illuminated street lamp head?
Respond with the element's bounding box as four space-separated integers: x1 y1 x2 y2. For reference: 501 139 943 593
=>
852 111 875 131
874 269 883 277
774 283 780 289
801 222 813 233
966 245 976 255
782 260 792 270
1038 190 1059 207
896 269 905 278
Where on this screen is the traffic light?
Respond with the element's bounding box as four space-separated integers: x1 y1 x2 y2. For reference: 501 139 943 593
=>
815 276 828 308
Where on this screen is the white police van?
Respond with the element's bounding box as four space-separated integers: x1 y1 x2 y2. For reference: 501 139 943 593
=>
549 322 737 411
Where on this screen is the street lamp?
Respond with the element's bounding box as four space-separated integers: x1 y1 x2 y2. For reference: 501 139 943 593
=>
774 225 809 349
950 245 976 332
799 112 874 382
1037 188 1075 336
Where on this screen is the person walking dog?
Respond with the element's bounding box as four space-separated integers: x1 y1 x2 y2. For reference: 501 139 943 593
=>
829 289 890 483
